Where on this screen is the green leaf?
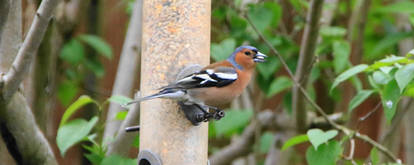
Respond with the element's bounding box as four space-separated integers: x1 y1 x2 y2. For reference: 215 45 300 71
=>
257 56 280 80
410 14 414 27
349 90 374 112
404 82 414 98
115 111 128 120
60 95 96 127
108 95 133 107
307 129 338 149
84 58 105 77
259 132 275 153
101 155 137 165
380 80 401 124
395 64 414 93
369 32 414 59
375 1 414 14
60 39 85 64
379 66 394 74
367 56 408 71
267 76 293 97
407 49 414 57
320 26 347 38
57 80 79 106
83 142 105 164
211 38 236 61
57 117 98 156
228 11 247 36
263 2 282 27
132 135 140 148
212 109 253 137
370 147 379 165
282 134 309 150
289 0 309 11
306 141 343 165
372 71 392 85
247 4 273 32
330 64 368 92
368 75 380 89
78 35 113 59
332 41 350 73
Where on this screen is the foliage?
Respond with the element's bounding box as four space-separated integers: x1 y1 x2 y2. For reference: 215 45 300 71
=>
281 134 308 151
331 53 414 123
56 95 134 164
58 34 112 106
306 141 343 165
307 129 338 150
209 109 253 138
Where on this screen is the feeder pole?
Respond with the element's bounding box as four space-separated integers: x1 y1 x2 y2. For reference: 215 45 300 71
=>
139 0 210 164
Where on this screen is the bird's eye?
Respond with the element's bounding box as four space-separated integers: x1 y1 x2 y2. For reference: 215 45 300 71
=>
244 51 251 56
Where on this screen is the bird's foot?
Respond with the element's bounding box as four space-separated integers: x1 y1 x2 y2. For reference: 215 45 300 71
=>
193 104 225 122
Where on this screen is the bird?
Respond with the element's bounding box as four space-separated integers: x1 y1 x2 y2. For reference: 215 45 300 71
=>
126 45 267 121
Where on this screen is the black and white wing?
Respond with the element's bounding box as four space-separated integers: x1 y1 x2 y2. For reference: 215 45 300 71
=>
171 67 238 89
125 67 238 105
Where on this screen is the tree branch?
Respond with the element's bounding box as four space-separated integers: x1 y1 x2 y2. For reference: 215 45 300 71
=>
0 0 10 45
1 0 61 101
244 14 400 163
0 92 57 165
103 0 142 141
292 0 324 132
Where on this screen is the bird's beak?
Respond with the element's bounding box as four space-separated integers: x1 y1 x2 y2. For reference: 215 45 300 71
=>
253 52 267 63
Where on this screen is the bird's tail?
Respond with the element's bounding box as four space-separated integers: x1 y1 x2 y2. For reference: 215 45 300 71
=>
125 88 186 106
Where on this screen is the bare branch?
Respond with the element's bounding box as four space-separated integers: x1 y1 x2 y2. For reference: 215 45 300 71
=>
291 0 324 132
0 0 10 44
244 13 400 163
343 139 357 165
2 0 61 101
0 92 57 165
103 0 142 141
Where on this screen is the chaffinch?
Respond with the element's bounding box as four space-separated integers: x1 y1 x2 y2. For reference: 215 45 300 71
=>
128 45 267 121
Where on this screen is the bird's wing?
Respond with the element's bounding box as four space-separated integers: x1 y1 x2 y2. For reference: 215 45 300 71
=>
166 66 238 89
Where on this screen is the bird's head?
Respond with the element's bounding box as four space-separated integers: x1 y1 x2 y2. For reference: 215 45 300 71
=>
227 45 267 70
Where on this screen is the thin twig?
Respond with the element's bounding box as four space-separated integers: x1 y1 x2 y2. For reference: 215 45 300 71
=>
1 0 61 101
344 139 357 165
243 14 400 163
359 102 381 121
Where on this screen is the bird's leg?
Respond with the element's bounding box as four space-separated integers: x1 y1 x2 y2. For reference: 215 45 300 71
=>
193 103 213 122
